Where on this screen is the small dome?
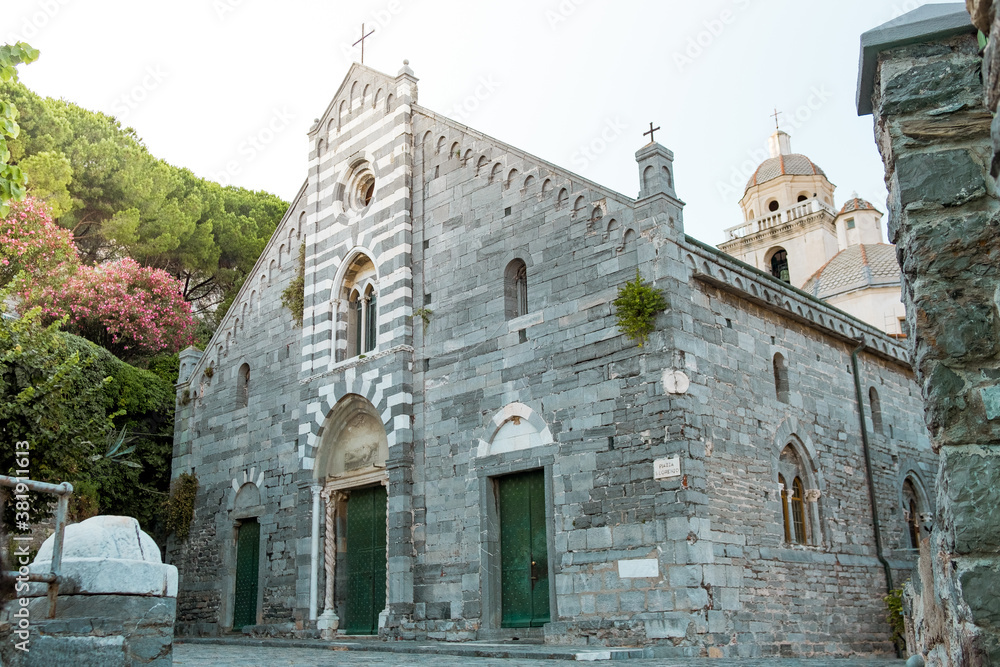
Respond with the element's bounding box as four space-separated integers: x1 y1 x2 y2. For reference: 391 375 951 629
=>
839 197 880 215
802 244 900 300
745 154 827 192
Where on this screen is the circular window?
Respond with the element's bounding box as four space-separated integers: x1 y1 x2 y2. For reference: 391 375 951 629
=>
768 200 780 212
344 161 376 211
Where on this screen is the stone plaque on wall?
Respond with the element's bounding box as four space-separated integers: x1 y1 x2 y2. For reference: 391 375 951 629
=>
653 456 681 480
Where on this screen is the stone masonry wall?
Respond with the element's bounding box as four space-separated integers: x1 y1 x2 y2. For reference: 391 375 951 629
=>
170 185 310 634
870 26 1000 666
685 279 930 657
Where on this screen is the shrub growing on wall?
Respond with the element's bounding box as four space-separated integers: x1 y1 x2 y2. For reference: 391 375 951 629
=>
165 472 198 542
281 243 305 326
613 270 667 347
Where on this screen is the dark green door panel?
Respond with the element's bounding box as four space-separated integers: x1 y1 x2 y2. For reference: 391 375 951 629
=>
233 519 260 631
499 469 550 628
344 485 387 635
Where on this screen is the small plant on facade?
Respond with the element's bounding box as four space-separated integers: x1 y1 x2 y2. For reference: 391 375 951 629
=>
412 307 433 332
181 388 191 405
203 365 213 378
165 472 199 541
281 244 305 326
884 586 906 656
613 269 667 347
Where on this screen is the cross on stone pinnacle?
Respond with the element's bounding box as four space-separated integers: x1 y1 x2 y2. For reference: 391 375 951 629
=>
771 108 782 130
643 122 660 144
354 23 375 64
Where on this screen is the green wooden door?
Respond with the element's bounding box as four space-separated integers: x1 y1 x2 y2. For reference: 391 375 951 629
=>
499 469 550 628
233 518 259 631
343 485 387 634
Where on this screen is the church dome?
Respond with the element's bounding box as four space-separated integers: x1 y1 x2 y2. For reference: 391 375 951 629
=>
838 196 879 215
801 244 899 300
744 153 827 192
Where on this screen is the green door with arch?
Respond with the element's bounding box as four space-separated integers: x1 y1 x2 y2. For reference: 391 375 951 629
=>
233 518 259 630
343 485 387 634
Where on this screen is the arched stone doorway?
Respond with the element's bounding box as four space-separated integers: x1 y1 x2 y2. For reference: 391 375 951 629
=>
315 394 389 636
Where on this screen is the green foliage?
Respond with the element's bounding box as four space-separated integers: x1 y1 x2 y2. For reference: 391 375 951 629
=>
0 42 39 217
885 587 906 655
413 307 433 332
144 351 180 386
67 479 101 523
0 300 115 487
165 472 198 541
57 332 176 540
0 298 176 540
281 243 305 326
20 150 73 217
613 270 667 347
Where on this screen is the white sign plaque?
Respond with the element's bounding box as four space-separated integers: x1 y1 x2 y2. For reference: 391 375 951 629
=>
653 456 681 480
618 558 659 578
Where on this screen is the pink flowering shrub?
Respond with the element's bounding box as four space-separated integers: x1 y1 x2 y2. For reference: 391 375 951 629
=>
23 257 196 361
0 196 78 288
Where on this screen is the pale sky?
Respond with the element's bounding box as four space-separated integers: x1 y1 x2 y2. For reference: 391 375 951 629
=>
6 0 932 246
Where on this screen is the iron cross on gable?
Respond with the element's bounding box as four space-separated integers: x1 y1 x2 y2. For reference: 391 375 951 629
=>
643 122 660 144
354 23 375 63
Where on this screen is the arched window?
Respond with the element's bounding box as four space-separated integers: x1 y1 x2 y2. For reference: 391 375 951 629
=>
338 253 378 361
504 259 527 319
869 386 883 435
902 478 925 549
773 353 789 403
778 445 812 545
769 248 789 283
237 363 250 408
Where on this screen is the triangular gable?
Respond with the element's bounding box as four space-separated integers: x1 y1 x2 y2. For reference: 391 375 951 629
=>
309 63 401 140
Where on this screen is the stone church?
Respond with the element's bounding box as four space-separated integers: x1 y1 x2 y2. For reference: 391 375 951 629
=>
170 61 937 658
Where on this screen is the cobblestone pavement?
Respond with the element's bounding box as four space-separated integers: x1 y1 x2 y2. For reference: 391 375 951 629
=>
173 642 906 666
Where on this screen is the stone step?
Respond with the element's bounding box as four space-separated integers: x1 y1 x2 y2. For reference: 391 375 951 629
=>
178 637 646 661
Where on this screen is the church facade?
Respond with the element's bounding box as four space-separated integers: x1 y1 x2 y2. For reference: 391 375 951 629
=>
170 62 936 658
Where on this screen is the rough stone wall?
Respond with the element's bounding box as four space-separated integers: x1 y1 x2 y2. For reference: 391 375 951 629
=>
686 283 929 657
870 26 1000 666
666 238 932 658
170 183 310 633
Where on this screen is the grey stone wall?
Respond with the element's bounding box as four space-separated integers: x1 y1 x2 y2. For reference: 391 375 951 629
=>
868 24 1000 667
170 182 309 633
